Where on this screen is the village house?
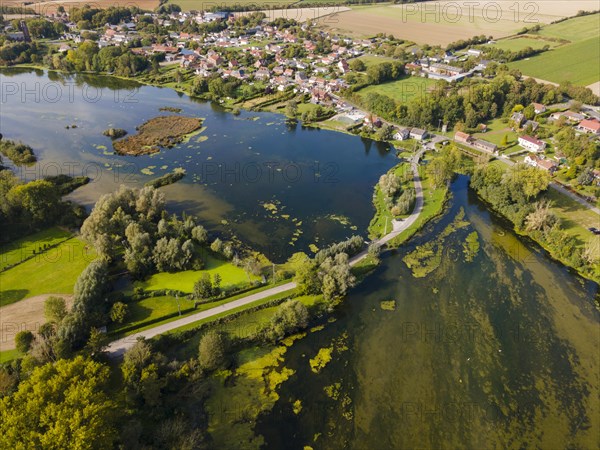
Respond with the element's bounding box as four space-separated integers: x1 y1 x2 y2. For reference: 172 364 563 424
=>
510 112 526 128
337 59 350 74
576 118 600 135
524 154 558 173
518 135 546 153
454 131 472 144
532 103 546 114
393 128 410 141
410 128 428 140
550 110 585 123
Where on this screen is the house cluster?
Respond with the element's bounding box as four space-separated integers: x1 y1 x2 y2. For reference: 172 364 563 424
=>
454 131 498 154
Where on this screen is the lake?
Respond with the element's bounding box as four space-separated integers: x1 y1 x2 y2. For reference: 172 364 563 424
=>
0 68 397 261
254 176 599 449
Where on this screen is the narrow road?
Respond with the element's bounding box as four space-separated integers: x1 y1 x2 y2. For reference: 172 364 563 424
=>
106 282 297 357
106 151 427 357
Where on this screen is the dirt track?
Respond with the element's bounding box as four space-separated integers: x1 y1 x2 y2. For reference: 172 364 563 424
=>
0 294 73 352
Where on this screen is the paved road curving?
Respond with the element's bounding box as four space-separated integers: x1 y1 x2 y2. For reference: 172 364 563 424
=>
106 152 426 357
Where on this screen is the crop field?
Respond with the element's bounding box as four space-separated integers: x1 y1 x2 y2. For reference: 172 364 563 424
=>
508 37 600 86
234 5 350 21
535 13 600 42
0 236 96 307
357 76 438 104
4 0 160 15
322 1 600 45
136 254 258 293
486 36 560 52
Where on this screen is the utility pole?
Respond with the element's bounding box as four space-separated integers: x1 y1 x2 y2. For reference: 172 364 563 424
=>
384 216 389 235
176 294 181 316
272 263 276 284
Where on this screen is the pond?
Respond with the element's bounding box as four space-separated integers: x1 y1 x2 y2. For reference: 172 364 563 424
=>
0 68 397 261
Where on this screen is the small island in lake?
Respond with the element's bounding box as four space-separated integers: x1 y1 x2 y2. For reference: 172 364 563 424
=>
113 116 203 155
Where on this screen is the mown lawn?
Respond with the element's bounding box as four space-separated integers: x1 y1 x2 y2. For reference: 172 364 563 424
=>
0 227 72 270
545 189 600 258
508 37 600 85
357 76 438 104
136 254 258 293
0 236 96 307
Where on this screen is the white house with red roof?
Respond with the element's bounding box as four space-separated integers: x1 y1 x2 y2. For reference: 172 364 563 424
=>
518 135 546 153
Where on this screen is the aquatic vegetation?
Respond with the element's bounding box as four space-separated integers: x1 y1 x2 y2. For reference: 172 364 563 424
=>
309 244 319 253
463 231 481 262
403 208 471 278
293 399 303 414
310 347 333 373
113 116 203 155
324 382 341 400
380 300 396 311
102 128 127 139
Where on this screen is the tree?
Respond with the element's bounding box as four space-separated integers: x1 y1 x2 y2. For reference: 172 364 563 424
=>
349 58 365 72
44 296 67 323
193 273 214 300
198 330 227 371
500 134 508 147
14 331 34 353
122 339 153 393
109 302 128 323
285 100 298 118
266 299 309 342
0 356 119 448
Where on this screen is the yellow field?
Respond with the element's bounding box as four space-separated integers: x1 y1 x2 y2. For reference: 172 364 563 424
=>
322 1 600 45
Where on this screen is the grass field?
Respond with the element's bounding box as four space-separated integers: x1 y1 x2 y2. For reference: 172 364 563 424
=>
508 37 600 86
323 2 598 45
136 254 259 293
486 36 560 52
535 13 600 43
387 165 449 248
472 118 519 153
0 227 72 271
545 189 600 258
165 293 322 361
357 76 438 104
0 236 96 307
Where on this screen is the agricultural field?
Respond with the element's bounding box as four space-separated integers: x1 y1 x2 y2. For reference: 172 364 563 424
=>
486 36 560 52
234 6 350 22
3 0 160 15
135 254 259 293
321 1 599 45
0 235 96 307
508 37 600 86
535 13 600 43
357 76 439 104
